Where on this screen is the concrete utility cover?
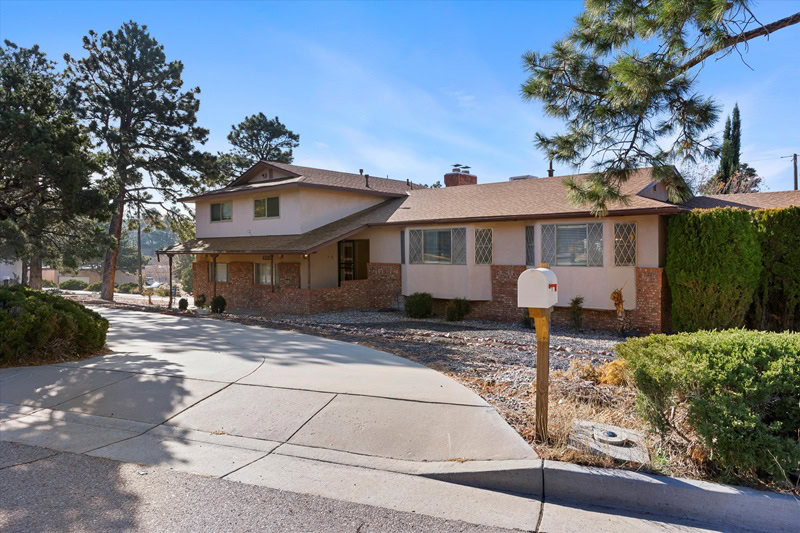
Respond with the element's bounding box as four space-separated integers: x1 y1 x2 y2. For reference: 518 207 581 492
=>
569 420 649 464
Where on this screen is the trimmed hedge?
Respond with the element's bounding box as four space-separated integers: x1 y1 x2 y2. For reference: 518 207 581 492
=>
446 298 471 321
405 292 433 318
666 208 762 332
618 330 800 480
752 207 800 331
178 298 189 311
0 286 109 366
59 279 88 290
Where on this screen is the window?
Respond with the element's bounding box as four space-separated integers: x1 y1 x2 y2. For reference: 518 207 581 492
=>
254 261 273 285
614 222 637 266
254 196 279 219
210 202 232 222
525 225 536 266
208 262 228 282
408 228 466 264
541 223 603 266
475 228 492 265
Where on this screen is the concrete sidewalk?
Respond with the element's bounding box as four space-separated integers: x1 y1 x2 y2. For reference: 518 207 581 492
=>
1 307 539 529
0 308 748 531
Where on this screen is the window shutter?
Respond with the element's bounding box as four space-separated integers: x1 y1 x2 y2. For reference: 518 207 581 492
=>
409 230 422 264
475 228 492 265
525 226 536 266
452 228 466 264
587 223 604 266
541 224 556 265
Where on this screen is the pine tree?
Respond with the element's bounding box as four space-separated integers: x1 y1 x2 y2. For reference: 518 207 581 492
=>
218 113 299 180
0 41 108 289
64 22 217 300
521 1 799 214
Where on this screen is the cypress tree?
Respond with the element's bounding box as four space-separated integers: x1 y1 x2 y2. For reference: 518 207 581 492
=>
730 103 741 170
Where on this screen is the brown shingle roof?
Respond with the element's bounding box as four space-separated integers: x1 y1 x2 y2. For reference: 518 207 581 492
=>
379 167 682 224
181 161 415 202
683 190 800 210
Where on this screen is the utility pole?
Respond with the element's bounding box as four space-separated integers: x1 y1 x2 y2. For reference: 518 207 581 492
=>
781 153 798 190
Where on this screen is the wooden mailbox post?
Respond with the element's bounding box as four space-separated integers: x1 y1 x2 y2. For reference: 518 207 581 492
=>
517 266 558 441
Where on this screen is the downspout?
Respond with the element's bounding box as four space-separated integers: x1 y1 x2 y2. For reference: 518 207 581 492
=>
211 254 218 298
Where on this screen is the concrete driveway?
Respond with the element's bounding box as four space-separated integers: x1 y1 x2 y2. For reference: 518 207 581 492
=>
0 307 540 530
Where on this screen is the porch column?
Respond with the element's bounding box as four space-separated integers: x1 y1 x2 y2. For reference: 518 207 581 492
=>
167 254 174 308
307 254 312 289
212 254 218 298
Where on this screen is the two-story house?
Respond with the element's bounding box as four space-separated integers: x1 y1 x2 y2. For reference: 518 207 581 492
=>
161 161 800 333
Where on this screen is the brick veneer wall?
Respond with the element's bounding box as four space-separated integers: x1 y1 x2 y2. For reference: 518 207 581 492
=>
192 261 400 315
632 267 669 334
466 265 669 333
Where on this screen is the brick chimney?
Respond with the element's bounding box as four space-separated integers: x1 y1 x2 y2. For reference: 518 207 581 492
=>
444 164 477 187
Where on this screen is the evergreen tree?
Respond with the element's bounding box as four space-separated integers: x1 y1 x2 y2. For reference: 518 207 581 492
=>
219 113 300 179
718 116 734 184
730 103 741 170
706 103 758 194
521 1 799 214
0 41 108 289
64 22 217 300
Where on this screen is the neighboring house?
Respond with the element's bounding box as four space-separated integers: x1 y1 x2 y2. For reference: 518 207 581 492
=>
44 268 137 286
162 161 800 333
0 259 23 285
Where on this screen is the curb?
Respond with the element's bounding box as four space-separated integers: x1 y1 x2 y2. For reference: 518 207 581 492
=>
541 460 798 533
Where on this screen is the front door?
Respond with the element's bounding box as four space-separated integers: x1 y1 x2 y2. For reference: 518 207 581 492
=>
338 240 370 285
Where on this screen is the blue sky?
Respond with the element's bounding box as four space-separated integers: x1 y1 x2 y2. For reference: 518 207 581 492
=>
2 0 798 189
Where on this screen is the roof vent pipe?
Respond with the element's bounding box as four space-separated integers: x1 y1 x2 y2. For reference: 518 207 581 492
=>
548 159 554 177
359 169 363 175
365 173 370 188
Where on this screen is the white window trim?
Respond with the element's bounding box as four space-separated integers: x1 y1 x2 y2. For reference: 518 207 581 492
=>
253 196 280 220
210 201 233 223
409 228 466 265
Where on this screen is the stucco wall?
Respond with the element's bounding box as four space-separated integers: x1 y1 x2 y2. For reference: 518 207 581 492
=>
195 187 384 238
394 214 663 310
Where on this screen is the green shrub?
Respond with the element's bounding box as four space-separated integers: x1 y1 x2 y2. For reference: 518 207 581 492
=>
569 295 584 330
154 287 169 297
86 281 102 292
210 295 226 314
405 292 433 318
116 282 137 294
0 285 109 366
41 280 56 288
666 208 762 332
59 279 88 290
446 298 471 321
178 298 189 311
195 293 207 308
618 330 800 480
751 207 800 331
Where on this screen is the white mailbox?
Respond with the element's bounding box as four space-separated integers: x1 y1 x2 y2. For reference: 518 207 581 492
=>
517 268 558 309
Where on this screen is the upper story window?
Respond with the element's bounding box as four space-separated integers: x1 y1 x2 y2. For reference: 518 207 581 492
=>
614 222 637 266
541 223 603 267
409 228 466 265
210 202 232 222
474 228 492 265
254 196 280 219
